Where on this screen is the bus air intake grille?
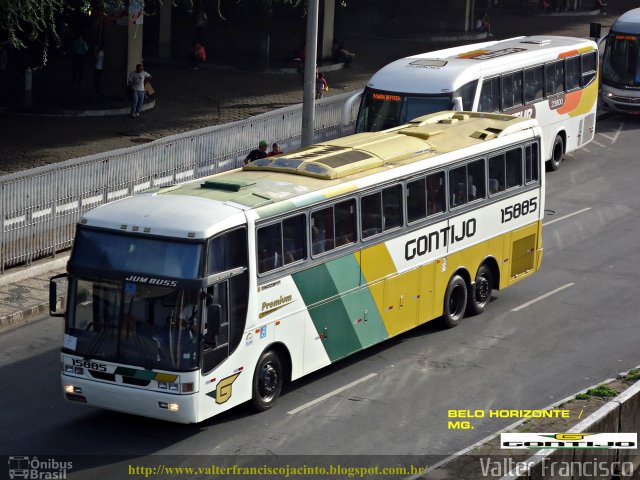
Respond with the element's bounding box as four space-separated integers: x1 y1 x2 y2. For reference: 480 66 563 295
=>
89 371 117 382
122 376 152 387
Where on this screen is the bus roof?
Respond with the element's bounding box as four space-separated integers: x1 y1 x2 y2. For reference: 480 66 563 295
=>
81 111 539 238
610 8 640 35
366 35 597 94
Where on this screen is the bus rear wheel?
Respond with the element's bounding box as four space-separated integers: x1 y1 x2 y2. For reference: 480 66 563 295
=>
441 274 467 328
251 350 283 412
547 134 564 171
467 264 493 316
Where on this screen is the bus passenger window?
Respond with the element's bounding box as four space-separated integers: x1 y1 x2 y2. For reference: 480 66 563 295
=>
489 154 506 194
361 192 382 238
427 172 445 215
525 143 539 183
565 56 581 91
335 199 357 247
311 207 334 255
524 66 544 103
505 148 523 189
407 178 427 223
467 159 485 201
502 72 523 110
479 77 501 112
382 185 403 231
449 166 468 208
581 51 597 87
282 214 306 265
257 223 282 273
545 61 565 96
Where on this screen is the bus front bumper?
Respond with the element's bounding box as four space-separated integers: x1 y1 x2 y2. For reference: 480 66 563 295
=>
61 373 199 423
601 92 640 114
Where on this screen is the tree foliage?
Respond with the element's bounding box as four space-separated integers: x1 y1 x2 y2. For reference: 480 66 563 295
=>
0 0 65 52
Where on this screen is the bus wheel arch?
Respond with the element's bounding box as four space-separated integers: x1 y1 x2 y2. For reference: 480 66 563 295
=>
467 259 498 316
441 270 469 328
251 345 289 412
547 132 565 171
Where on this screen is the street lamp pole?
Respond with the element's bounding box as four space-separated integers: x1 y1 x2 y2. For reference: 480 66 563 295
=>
301 0 320 147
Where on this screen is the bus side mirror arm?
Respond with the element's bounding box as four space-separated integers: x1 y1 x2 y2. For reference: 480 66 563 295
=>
49 273 68 317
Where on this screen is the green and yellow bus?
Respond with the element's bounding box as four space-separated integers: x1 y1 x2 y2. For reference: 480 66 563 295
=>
51 111 544 423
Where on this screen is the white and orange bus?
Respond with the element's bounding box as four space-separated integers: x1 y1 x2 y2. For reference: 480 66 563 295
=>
349 36 598 171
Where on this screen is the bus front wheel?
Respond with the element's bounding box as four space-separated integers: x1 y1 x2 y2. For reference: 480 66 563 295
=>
467 264 493 316
441 274 468 328
547 135 564 171
251 350 283 411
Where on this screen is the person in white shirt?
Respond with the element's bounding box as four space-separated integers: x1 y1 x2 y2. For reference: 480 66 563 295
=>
127 63 152 118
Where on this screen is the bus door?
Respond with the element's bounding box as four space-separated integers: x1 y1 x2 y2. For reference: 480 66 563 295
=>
203 281 229 374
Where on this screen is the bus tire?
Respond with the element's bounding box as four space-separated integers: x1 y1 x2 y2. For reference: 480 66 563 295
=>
441 274 467 328
467 264 493 316
251 350 283 412
547 135 564 171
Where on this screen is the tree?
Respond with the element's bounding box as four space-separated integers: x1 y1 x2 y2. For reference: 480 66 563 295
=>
0 0 65 57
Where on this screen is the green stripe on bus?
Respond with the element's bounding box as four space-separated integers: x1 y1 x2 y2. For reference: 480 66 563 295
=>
292 258 363 361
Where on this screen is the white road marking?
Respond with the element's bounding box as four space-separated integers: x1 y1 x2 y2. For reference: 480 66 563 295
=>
591 140 607 148
287 373 377 415
600 122 624 143
544 207 591 226
511 283 574 312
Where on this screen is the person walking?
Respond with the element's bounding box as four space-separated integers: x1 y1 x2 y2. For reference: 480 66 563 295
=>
128 63 152 118
93 45 105 95
71 34 89 84
315 72 328 100
244 140 269 164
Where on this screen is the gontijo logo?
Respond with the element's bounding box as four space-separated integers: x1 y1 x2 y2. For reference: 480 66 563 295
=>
501 432 637 449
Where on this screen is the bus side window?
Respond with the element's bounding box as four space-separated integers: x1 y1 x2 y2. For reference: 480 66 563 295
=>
449 166 468 208
525 143 539 183
524 66 544 103
257 223 282 273
467 159 485 201
505 148 523 189
382 185 403 231
335 199 357 247
489 153 506 195
361 192 382 238
581 51 597 87
479 77 501 112
427 172 445 215
545 61 564 96
407 177 427 223
282 214 306 265
565 56 581 91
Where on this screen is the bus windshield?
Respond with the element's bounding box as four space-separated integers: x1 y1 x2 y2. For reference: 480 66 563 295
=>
356 89 452 132
602 34 640 87
65 279 201 371
71 228 204 279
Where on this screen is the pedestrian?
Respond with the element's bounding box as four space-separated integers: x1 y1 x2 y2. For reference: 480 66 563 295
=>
268 143 283 156
128 63 152 118
315 72 328 100
93 45 104 95
193 42 206 69
71 33 89 84
475 12 493 36
244 140 269 164
194 7 209 43
332 40 355 67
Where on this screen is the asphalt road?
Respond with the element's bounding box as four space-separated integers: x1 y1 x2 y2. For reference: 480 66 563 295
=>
1 114 639 477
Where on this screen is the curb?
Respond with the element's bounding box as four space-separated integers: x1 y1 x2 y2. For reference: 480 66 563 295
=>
0 302 56 330
4 99 156 118
0 254 69 288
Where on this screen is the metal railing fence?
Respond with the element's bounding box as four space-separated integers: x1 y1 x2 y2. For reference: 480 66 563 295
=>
0 90 361 273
